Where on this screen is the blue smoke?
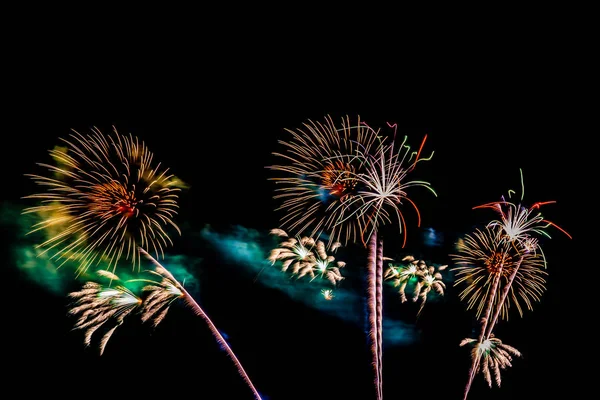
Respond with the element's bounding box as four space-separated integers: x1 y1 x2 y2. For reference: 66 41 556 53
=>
200 225 418 346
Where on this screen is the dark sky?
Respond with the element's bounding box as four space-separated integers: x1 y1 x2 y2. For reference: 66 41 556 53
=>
3 43 584 400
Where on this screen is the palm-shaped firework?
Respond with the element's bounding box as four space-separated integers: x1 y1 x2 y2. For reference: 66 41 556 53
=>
269 116 435 400
460 336 521 388
452 170 571 400
68 248 263 400
23 127 183 275
68 270 141 355
413 262 446 316
452 226 547 321
384 256 423 303
268 228 345 287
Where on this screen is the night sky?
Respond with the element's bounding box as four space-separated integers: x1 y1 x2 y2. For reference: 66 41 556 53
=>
3 49 583 400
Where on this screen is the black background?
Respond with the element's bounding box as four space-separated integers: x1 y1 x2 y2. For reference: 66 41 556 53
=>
2 16 587 400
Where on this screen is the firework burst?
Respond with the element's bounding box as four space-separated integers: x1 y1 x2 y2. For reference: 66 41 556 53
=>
321 288 334 300
268 115 381 246
474 169 571 265
340 125 436 247
384 255 424 303
67 269 141 355
460 336 521 388
414 262 446 316
385 255 447 314
451 226 547 320
268 228 345 286
23 127 183 276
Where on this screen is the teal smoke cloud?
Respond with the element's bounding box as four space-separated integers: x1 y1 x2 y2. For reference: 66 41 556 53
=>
199 224 418 346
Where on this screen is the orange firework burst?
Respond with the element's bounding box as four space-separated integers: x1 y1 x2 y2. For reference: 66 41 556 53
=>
451 225 547 321
268 115 381 246
23 127 183 275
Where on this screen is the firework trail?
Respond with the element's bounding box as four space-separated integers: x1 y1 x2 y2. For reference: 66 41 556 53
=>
137 248 263 400
269 116 435 400
454 170 571 400
349 123 435 400
366 232 381 400
268 228 345 289
23 127 182 276
68 269 141 355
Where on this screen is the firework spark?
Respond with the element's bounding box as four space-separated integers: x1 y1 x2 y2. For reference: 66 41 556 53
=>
268 228 345 286
460 336 521 388
67 270 141 355
23 127 182 276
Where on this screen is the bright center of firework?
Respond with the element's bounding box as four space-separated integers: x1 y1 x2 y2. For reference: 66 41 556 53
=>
485 252 513 276
479 339 493 354
400 265 417 279
501 205 532 242
321 289 334 300
316 260 328 272
295 246 310 259
424 275 435 285
115 199 136 218
320 161 356 200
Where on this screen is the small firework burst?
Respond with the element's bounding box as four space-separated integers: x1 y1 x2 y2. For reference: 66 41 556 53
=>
268 228 345 286
385 255 447 314
414 263 447 315
384 255 424 303
23 127 183 275
460 336 522 388
321 289 334 300
67 270 141 355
